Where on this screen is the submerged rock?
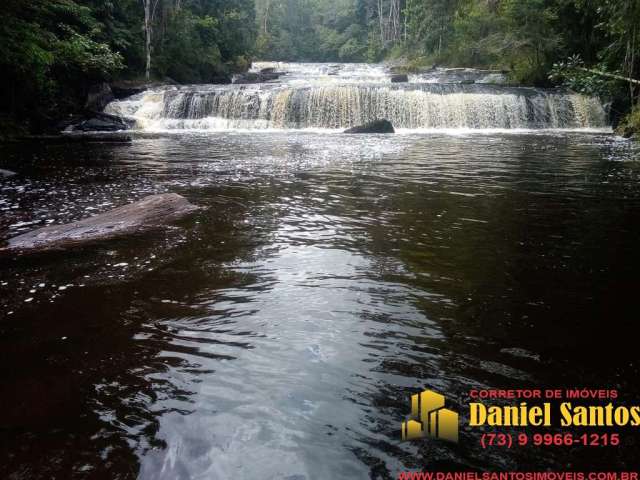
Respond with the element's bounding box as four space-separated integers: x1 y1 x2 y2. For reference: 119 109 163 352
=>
0 169 16 178
344 119 395 134
2 193 199 252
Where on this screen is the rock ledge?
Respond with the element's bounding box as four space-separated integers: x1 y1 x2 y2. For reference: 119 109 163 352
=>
2 193 199 252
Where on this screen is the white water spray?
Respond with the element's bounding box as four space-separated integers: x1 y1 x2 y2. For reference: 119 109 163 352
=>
105 63 607 131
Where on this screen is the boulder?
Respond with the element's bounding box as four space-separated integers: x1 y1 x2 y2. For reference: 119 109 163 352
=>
76 118 123 132
56 114 86 132
211 73 232 84
260 67 276 74
232 71 284 84
260 72 283 81
111 78 179 100
232 72 260 84
85 83 115 111
72 112 135 132
616 123 637 139
111 84 147 99
0 169 16 178
390 74 409 83
615 110 640 139
344 119 395 134
1 193 199 252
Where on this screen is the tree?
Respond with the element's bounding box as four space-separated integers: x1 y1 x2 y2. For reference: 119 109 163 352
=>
597 0 640 106
142 0 161 80
0 0 123 127
0 0 256 132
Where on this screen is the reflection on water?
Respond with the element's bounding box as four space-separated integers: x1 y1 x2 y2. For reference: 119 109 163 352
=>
1 132 640 478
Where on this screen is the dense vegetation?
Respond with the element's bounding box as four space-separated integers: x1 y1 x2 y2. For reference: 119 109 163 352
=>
255 0 638 85
256 0 640 131
0 0 254 132
0 0 638 134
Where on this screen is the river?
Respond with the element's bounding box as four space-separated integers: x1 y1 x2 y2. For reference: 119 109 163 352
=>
1 63 640 479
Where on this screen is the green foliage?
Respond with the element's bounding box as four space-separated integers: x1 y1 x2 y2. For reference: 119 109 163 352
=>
255 0 369 61
448 0 505 67
338 37 367 61
549 55 619 98
55 32 124 80
0 0 125 128
0 0 257 131
153 0 256 81
155 12 222 83
2 0 639 133
615 108 640 138
406 0 456 61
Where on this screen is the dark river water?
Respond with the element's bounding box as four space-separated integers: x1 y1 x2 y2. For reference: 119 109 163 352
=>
1 131 640 479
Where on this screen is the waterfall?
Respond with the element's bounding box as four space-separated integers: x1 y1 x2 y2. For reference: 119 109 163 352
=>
105 64 608 131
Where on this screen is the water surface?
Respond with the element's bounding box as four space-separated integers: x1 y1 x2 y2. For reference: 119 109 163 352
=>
1 131 640 479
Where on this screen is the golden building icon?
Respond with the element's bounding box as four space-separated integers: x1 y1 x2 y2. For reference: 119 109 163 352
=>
401 390 458 442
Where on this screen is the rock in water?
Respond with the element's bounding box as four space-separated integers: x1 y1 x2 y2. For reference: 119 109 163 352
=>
111 84 147 100
2 194 199 252
390 74 409 83
232 71 284 84
85 83 115 111
232 72 260 84
0 169 17 178
344 119 395 134
72 112 134 132
210 73 232 84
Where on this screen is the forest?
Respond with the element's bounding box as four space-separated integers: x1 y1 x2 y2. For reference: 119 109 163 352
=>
1 4 640 477
0 0 639 135
256 0 640 131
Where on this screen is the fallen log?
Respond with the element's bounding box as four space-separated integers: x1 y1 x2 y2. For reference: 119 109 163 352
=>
574 66 640 86
2 193 199 252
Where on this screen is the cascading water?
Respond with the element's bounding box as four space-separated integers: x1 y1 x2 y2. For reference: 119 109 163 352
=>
105 63 608 131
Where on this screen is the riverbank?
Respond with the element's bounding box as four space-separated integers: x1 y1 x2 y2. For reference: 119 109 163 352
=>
616 109 640 139
0 79 165 140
